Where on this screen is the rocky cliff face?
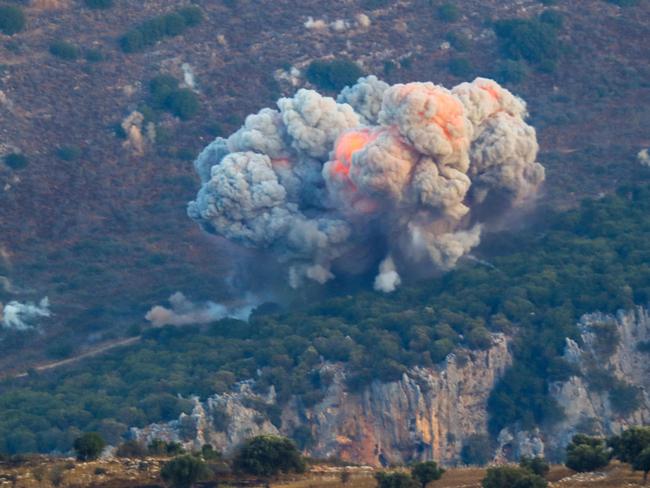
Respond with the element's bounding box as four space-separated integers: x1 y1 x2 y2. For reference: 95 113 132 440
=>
498 306 650 462
132 307 650 465
133 333 511 466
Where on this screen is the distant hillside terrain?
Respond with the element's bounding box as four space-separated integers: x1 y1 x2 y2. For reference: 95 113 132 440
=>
0 0 649 371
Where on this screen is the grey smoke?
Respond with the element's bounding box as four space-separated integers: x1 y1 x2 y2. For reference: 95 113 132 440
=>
188 76 545 291
145 292 255 327
0 297 51 331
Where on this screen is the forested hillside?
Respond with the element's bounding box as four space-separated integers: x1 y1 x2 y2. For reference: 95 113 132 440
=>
1 182 648 455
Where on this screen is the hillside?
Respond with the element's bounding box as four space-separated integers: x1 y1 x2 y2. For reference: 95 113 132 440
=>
0 0 649 373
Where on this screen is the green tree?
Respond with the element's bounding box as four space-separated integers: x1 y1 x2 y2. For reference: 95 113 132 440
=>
73 432 106 461
461 434 492 466
565 435 610 472
233 435 305 478
0 5 25 35
3 152 28 170
519 456 549 477
375 472 419 488
437 4 460 22
305 59 364 91
632 447 650 484
482 466 547 488
49 41 80 60
609 426 650 463
160 454 208 488
411 461 445 487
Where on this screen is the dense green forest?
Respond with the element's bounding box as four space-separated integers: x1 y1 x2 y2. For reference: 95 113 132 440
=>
1 183 649 455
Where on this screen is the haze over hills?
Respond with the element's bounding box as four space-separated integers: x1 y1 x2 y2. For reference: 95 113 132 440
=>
0 0 650 473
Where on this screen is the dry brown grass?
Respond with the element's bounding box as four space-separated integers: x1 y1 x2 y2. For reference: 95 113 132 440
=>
0 460 647 488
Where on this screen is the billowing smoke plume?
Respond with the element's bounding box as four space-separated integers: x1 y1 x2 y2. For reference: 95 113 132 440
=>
145 292 255 327
188 77 545 291
0 297 50 331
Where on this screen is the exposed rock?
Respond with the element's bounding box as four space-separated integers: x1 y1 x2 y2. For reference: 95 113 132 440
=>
502 306 650 461
134 334 511 466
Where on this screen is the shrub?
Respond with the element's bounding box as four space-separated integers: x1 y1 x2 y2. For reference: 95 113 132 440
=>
461 434 492 466
49 41 80 60
493 18 560 66
0 5 25 35
607 0 639 6
305 59 364 91
56 145 82 161
519 456 549 477
446 31 470 52
3 152 27 170
84 0 113 9
160 454 208 488
437 4 460 23
375 472 419 488
565 434 610 472
119 7 203 53
84 49 104 63
496 60 527 84
116 440 147 458
482 466 547 488
166 89 199 120
609 381 642 416
539 10 564 29
233 435 305 477
448 57 473 77
608 426 650 463
73 433 106 461
411 461 445 488
633 447 650 485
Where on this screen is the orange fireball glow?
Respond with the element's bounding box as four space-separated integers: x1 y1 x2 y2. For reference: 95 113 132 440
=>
271 158 291 169
398 84 467 148
477 80 502 102
331 129 378 176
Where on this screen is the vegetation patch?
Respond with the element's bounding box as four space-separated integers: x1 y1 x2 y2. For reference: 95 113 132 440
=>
306 59 365 92
119 6 203 53
0 5 25 36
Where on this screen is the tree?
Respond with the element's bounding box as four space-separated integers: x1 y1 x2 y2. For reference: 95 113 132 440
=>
608 426 650 463
0 5 25 35
519 456 549 477
84 0 113 9
305 59 364 91
411 461 445 488
375 472 419 488
565 435 610 472
160 454 208 488
482 466 547 488
233 435 305 478
633 447 650 484
3 152 28 170
461 434 492 466
73 432 106 461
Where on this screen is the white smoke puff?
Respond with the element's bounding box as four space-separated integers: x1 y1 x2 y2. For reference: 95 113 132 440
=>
452 77 527 129
348 129 419 201
330 19 349 32
337 75 389 125
1 297 50 331
278 89 360 160
121 111 145 156
145 292 254 327
410 159 471 220
638 149 650 167
194 137 229 184
188 152 289 245
181 63 196 89
304 16 328 30
374 256 401 293
410 224 482 270
470 113 544 201
355 13 371 29
227 108 290 160
379 82 471 170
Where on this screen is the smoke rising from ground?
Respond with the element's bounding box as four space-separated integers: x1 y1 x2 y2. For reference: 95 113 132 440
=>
145 292 255 327
188 76 545 291
0 297 50 331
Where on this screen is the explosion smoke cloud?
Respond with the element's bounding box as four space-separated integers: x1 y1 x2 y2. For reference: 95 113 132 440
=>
0 297 50 331
145 292 255 327
188 76 545 291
